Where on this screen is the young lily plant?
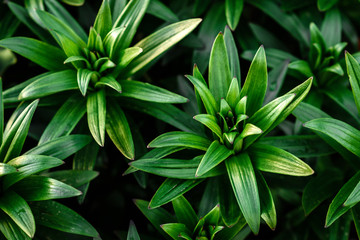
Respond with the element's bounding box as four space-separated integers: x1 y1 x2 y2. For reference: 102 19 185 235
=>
130 31 314 234
300 52 360 236
0 79 98 239
135 196 247 240
0 0 200 160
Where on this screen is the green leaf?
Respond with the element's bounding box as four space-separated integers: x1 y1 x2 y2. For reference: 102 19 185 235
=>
318 0 338 11
162 223 189 240
194 114 222 140
127 220 140 240
39 96 86 144
196 140 233 177
149 178 203 209
0 37 67 71
103 26 126 59
326 172 360 227
0 210 31 240
95 76 122 93
0 100 38 163
345 51 360 116
130 157 224 179
264 77 312 135
19 70 77 100
7 2 52 43
352 204 360 239
218 175 242 227
27 135 91 160
112 0 150 50
240 46 267 116
302 170 342 215
77 69 95 96
321 8 341 47
4 155 63 189
0 191 35 238
304 118 360 157
172 196 198 230
87 89 106 146
125 18 202 76
224 26 241 80
257 171 276 230
12 175 81 201
106 99 134 159
209 32 232 103
30 200 99 237
225 153 260 234
0 163 17 177
288 60 313 79
226 78 241 110
118 80 188 103
345 180 360 206
37 10 86 47
245 94 295 148
242 48 298 69
249 143 314 176
94 0 112 39
53 31 83 68
214 217 247 240
310 22 327 52
148 132 211 151
134 199 175 237
44 0 87 42
225 0 244 30
112 47 143 76
147 0 179 22
186 75 218 116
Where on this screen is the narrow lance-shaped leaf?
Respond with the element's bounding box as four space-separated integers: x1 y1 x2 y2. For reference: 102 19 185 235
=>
345 51 360 116
77 69 95 96
326 172 360 227
87 89 106 146
0 191 35 238
209 32 232 103
304 118 360 158
106 99 134 159
127 220 140 240
125 18 202 76
240 46 267 116
39 96 86 144
148 131 211 151
186 75 218 115
4 155 63 189
256 171 276 230
19 70 78 100
93 0 112 39
149 178 204 209
225 153 260 234
30 200 99 237
0 78 3 145
0 37 67 71
0 210 31 240
172 195 198 230
95 76 122 93
118 80 188 103
196 140 233 177
249 143 314 176
12 175 82 201
0 100 38 163
225 0 244 30
194 114 222 140
161 223 189 240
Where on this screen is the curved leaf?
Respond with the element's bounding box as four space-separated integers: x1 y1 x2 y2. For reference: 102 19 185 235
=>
0 37 66 71
249 143 314 176
0 191 35 238
118 80 188 103
225 153 260 234
304 118 360 157
225 0 244 30
106 99 134 159
19 70 77 100
148 132 211 151
87 89 106 146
